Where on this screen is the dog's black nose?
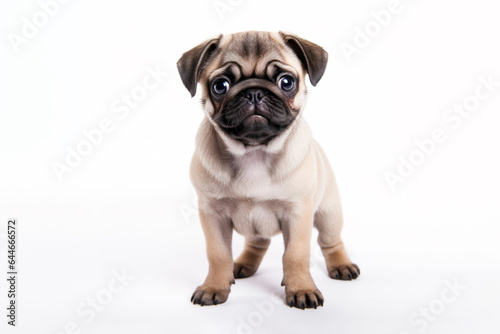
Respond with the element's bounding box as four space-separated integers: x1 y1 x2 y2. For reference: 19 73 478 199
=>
245 89 264 104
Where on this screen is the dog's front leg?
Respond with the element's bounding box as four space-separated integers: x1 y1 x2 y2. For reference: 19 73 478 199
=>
191 209 234 306
281 202 324 309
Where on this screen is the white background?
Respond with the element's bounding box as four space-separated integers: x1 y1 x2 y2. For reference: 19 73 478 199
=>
1 0 499 333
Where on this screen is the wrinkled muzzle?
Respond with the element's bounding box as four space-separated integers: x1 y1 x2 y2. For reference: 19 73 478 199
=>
215 79 297 145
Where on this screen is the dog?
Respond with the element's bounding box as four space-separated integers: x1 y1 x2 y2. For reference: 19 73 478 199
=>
177 31 359 309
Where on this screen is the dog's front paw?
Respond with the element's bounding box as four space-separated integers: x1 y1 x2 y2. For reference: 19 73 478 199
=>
191 285 230 306
328 263 360 281
285 288 324 309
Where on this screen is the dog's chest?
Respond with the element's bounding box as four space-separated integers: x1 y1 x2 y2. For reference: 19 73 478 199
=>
228 200 285 238
222 150 287 237
230 150 283 200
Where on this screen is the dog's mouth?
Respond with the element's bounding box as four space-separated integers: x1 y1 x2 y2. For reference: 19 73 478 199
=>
216 88 296 145
245 114 266 122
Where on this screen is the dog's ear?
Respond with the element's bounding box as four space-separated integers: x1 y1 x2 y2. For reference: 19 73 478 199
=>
280 33 328 86
177 35 222 97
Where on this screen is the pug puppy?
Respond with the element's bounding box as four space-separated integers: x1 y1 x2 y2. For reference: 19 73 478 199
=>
177 31 359 309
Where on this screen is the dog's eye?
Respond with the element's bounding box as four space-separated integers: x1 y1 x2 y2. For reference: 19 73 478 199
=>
279 75 295 92
213 79 230 95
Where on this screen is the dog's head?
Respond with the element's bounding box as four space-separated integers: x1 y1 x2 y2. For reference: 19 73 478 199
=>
177 31 328 146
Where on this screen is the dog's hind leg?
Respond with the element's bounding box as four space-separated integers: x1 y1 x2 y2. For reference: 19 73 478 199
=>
314 176 360 281
233 237 271 279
